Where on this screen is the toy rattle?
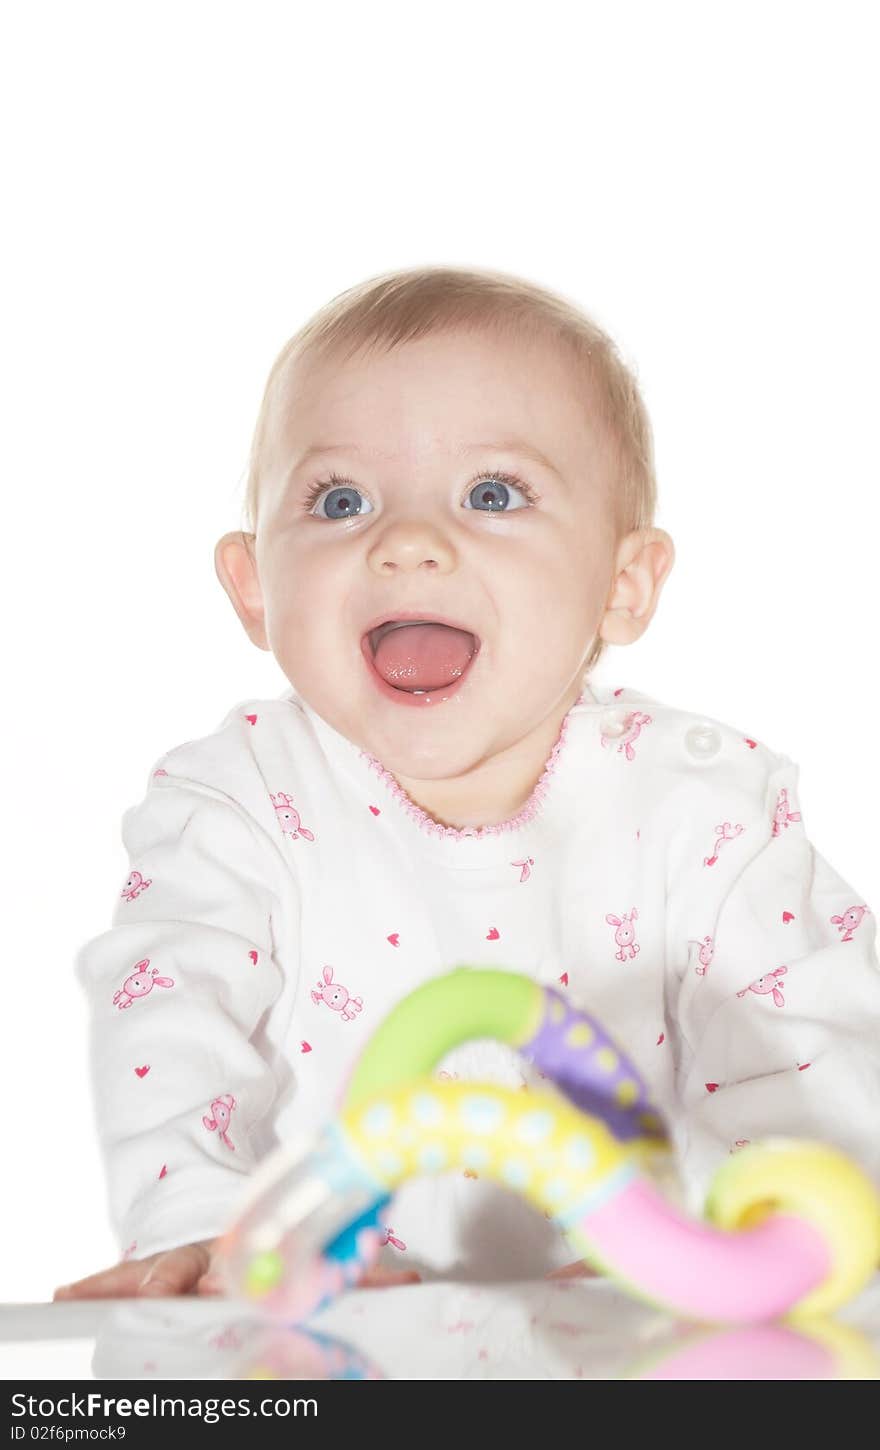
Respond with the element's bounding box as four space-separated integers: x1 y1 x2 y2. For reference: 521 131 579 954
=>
217 968 880 1324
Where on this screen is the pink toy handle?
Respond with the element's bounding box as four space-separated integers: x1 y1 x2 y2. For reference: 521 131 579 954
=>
568 1177 829 1323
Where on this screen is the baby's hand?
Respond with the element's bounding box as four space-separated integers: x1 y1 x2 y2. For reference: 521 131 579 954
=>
358 1263 421 1289
53 1241 421 1300
53 1239 221 1300
545 1259 600 1280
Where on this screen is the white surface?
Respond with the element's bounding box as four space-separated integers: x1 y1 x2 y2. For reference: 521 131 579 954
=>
0 1304 112 1380
3 1277 880 1380
0 1340 97 1381
2 1 877 1301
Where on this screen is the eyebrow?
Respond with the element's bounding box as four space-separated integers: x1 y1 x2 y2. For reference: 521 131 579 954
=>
290 439 564 479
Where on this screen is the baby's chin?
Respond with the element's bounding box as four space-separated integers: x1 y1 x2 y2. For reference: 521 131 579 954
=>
336 700 496 778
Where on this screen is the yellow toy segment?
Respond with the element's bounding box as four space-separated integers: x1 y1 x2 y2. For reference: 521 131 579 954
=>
340 1078 666 1221
705 1138 880 1320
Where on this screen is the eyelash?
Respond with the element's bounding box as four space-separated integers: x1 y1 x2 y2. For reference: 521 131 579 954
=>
299 468 541 515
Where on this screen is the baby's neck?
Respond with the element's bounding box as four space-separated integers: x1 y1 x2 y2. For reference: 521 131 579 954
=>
390 683 581 831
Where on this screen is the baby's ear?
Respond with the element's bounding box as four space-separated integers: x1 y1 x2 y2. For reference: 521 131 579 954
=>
599 527 676 646
213 531 269 650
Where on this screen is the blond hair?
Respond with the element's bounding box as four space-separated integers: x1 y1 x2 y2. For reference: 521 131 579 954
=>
240 265 659 676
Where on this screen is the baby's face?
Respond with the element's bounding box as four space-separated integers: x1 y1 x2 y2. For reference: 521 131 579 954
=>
230 326 624 784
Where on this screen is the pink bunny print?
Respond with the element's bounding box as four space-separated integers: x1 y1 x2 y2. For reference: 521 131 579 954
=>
270 791 315 842
311 965 364 1020
771 787 802 837
703 821 744 866
737 965 787 1007
600 710 653 761
690 934 715 976
113 958 175 1010
830 904 871 942
606 908 640 961
203 1093 236 1150
120 870 151 902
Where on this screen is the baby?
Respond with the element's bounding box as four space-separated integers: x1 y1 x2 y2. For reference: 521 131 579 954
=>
55 265 880 1302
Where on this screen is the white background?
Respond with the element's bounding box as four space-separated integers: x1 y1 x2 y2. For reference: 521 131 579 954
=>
1 1 877 1308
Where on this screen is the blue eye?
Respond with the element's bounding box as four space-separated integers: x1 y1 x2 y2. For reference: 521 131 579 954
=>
464 473 534 512
306 482 371 520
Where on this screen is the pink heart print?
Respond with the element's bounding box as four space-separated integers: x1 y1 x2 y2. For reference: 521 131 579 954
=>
158 1164 167 1179
559 972 569 986
245 714 257 725
744 738 757 749
134 1065 150 1078
249 950 259 964
301 1041 312 1053
782 911 795 922
369 805 381 816
387 934 400 947
486 927 500 940
705 1083 720 1093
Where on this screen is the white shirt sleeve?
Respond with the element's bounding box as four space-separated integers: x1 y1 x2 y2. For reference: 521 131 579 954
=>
671 754 880 1209
75 773 289 1259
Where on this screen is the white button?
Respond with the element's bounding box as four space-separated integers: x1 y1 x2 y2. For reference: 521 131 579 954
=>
685 723 722 759
600 709 630 738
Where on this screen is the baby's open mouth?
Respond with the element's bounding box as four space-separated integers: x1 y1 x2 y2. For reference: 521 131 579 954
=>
365 619 480 693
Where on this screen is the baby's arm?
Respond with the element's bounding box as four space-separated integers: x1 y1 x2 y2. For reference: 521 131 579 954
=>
56 772 289 1298
670 754 880 1208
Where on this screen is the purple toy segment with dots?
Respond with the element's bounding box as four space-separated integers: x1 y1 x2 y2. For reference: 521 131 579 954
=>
521 988 663 1143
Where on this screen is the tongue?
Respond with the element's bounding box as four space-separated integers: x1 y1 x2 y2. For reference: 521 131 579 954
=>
372 623 477 690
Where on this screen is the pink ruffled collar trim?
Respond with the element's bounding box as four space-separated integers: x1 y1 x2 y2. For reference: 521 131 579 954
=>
357 689 588 841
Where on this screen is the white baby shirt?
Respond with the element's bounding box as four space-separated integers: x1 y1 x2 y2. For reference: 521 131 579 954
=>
75 678 880 1280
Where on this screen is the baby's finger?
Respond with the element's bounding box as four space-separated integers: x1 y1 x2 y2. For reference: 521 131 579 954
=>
138 1244 211 1297
194 1271 225 1296
54 1261 154 1301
